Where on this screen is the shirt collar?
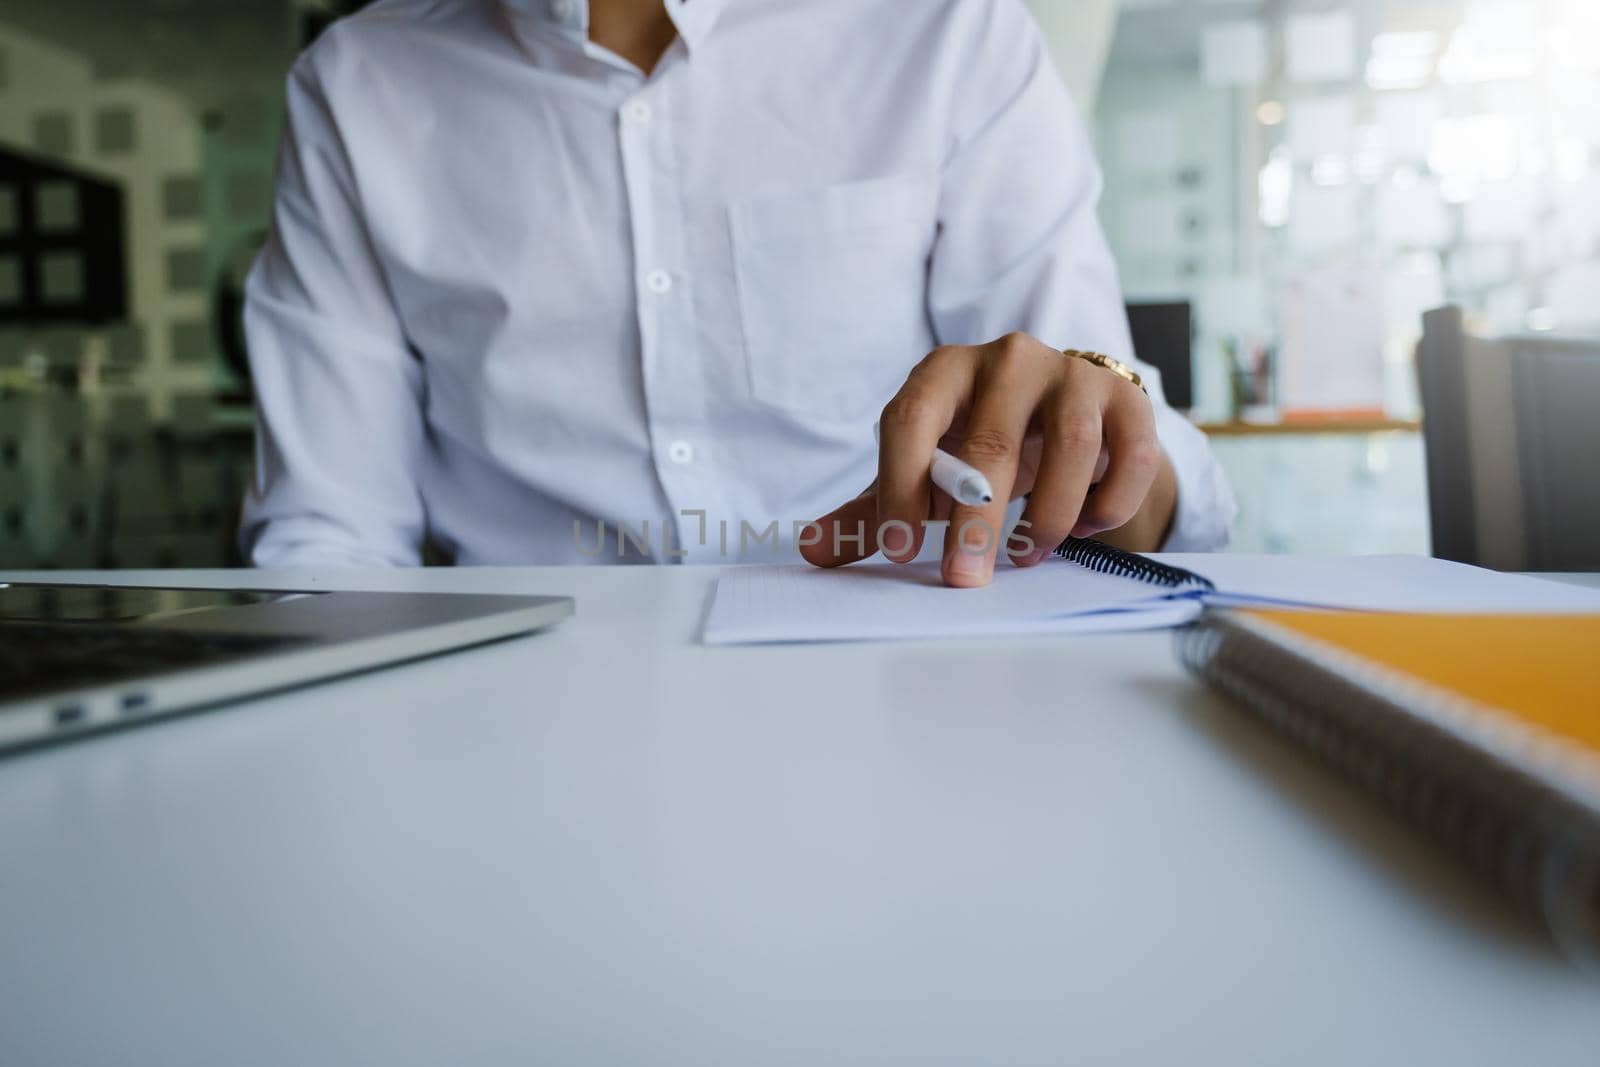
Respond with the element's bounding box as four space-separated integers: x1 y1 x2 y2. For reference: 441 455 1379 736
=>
500 0 728 54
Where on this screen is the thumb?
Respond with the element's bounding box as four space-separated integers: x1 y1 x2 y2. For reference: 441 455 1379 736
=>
800 486 880 568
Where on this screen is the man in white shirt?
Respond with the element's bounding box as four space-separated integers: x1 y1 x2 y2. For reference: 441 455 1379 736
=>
242 0 1236 587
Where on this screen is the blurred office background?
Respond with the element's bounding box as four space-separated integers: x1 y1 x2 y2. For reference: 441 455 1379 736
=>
0 0 1595 568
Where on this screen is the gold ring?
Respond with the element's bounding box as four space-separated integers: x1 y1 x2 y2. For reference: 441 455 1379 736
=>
1062 349 1147 395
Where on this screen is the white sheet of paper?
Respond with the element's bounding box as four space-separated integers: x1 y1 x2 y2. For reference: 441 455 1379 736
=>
1155 554 1600 614
1278 262 1387 413
704 555 1600 645
704 561 1198 645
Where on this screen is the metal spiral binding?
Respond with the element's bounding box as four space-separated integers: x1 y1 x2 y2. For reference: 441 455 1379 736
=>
1175 613 1600 965
1053 537 1216 593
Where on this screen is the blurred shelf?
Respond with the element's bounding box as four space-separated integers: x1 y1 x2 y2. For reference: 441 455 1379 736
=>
1197 418 1422 437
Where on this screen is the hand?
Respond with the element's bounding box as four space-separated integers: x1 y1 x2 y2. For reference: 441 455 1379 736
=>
801 332 1176 587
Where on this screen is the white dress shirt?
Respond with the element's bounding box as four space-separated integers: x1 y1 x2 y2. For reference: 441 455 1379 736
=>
241 0 1236 566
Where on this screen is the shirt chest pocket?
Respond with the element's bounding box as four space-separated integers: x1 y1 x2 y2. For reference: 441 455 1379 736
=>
729 174 939 425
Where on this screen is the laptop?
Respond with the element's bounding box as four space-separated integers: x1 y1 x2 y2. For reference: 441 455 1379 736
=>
0 582 574 755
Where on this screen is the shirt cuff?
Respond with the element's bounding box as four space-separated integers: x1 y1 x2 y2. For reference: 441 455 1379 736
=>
1153 404 1237 552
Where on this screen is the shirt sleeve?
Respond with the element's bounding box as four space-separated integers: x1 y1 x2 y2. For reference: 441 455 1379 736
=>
925 0 1236 552
238 48 428 567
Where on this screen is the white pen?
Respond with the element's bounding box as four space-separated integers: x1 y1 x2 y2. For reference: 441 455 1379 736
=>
874 425 995 507
930 447 994 506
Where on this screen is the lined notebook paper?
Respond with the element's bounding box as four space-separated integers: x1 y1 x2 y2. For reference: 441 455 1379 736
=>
703 553 1600 645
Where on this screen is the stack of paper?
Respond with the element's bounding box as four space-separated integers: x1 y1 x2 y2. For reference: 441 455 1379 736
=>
703 555 1600 645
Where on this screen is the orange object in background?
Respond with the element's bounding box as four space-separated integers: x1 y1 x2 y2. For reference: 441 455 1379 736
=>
1277 407 1389 424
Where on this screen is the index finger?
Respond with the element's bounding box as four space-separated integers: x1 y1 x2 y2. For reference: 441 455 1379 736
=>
941 357 1051 587
876 347 976 563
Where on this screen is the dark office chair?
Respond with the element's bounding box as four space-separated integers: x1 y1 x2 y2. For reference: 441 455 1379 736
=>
1416 307 1600 571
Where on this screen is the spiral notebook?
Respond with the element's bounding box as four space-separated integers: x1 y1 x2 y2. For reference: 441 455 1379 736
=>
1178 610 1600 961
703 539 1600 645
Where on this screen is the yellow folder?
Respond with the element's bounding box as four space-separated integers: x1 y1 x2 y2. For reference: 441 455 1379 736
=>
1243 611 1600 757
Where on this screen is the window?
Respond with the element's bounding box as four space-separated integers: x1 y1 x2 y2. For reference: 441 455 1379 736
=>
165 247 207 293
39 251 86 305
162 176 204 222
31 112 74 157
35 181 81 234
0 256 21 307
94 108 137 155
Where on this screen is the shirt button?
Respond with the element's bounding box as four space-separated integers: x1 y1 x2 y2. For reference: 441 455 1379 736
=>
549 0 576 22
625 100 653 124
644 269 673 294
667 440 694 464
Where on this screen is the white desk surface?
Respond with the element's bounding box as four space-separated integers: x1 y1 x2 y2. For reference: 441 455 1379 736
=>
2 565 1597 1065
